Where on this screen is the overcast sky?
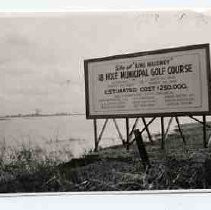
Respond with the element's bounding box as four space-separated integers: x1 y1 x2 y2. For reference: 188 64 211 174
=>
1 10 211 115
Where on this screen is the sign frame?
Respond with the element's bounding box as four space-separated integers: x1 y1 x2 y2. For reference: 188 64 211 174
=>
84 44 211 119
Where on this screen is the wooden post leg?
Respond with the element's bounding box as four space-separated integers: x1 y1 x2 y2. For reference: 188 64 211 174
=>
113 119 126 146
161 117 165 150
126 118 130 151
98 119 108 144
134 129 150 170
164 117 173 140
93 119 98 152
203 115 207 148
175 116 186 146
142 118 153 144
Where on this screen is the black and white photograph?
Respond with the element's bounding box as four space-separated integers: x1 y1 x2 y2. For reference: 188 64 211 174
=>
1 10 211 194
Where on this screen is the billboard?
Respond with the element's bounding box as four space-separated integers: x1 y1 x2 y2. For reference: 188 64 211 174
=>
84 44 211 119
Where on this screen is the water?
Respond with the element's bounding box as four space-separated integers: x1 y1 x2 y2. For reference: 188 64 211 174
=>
0 115 126 160
0 115 209 161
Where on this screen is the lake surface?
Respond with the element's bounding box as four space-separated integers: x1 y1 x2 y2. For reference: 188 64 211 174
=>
0 115 210 161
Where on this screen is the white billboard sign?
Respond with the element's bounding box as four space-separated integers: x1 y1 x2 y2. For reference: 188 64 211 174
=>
84 44 210 119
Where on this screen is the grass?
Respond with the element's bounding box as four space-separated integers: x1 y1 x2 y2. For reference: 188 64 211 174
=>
0 122 211 192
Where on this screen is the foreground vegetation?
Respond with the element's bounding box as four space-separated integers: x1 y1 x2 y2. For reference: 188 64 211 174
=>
0 122 211 193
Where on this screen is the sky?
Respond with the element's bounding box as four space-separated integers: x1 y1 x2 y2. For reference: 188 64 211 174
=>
1 10 211 115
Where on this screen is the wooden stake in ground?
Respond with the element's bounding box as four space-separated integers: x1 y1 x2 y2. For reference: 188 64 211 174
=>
134 129 151 170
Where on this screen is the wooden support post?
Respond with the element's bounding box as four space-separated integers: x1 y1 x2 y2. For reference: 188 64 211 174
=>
189 115 211 129
113 119 126 145
134 129 150 170
126 118 130 150
142 118 153 144
175 116 186 146
161 117 165 149
203 115 207 148
98 119 108 144
129 118 139 136
130 117 156 145
93 119 98 152
164 117 173 140
189 115 203 124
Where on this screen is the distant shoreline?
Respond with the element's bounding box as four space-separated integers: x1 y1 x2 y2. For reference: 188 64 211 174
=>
0 113 86 119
